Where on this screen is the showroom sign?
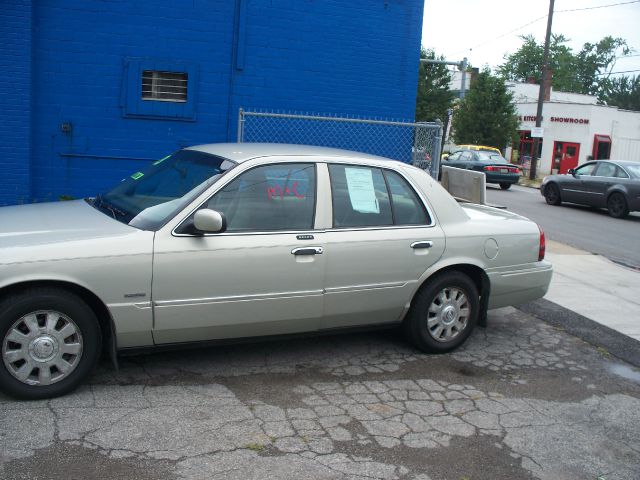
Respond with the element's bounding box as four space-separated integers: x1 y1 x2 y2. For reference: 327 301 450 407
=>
519 115 590 125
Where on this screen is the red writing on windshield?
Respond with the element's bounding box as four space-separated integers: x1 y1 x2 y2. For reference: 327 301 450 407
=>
267 181 304 199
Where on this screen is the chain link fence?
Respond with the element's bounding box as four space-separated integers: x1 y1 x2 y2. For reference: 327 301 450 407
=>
237 109 443 179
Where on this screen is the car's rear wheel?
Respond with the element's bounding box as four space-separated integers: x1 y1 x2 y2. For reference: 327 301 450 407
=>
0 288 102 400
544 183 562 205
405 271 479 353
607 192 629 219
499 183 511 190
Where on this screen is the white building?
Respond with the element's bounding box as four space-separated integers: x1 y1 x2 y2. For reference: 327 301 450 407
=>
505 82 640 176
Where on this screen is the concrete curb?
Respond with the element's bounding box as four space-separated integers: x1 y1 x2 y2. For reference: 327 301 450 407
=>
518 298 640 368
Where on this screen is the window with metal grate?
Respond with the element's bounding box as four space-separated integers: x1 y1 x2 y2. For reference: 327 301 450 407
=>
142 71 188 102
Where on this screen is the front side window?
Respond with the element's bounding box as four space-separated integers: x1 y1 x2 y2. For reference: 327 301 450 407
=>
207 163 316 232
92 150 236 231
574 163 596 176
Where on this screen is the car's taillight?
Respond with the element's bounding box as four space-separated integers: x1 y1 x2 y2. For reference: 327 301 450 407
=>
484 165 520 173
538 225 546 261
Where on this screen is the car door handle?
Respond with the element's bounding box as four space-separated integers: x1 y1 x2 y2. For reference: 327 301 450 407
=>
291 246 323 256
411 241 433 249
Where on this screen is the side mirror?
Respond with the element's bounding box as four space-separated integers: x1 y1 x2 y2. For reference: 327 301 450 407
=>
567 168 576 176
193 209 227 233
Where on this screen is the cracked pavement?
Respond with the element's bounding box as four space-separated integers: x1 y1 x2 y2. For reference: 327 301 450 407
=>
1 306 639 480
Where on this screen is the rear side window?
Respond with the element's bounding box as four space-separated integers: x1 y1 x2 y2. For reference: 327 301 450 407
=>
595 162 617 178
329 165 392 228
328 164 430 228
384 170 430 225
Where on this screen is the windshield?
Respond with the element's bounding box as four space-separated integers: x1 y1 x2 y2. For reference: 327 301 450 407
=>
92 149 236 230
477 152 507 163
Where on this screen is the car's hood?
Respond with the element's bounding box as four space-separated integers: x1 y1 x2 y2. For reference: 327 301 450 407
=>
0 200 138 253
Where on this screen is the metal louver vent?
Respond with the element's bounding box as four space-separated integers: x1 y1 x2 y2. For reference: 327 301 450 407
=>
142 70 188 102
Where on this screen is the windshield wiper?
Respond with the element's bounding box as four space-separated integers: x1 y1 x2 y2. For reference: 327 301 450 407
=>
93 194 127 220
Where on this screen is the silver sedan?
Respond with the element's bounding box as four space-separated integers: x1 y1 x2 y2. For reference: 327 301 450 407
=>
541 160 640 218
0 144 552 399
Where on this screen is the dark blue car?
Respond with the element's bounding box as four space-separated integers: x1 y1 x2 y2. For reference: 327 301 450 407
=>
442 150 520 189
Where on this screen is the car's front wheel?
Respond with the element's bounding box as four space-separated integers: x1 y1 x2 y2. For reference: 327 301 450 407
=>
607 192 629 219
0 288 102 400
405 271 479 353
499 183 512 190
544 183 562 205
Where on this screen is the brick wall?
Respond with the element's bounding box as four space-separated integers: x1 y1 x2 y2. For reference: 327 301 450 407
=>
0 0 32 205
1 0 424 203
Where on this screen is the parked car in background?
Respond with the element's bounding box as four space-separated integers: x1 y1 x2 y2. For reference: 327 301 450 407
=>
0 144 551 399
441 144 501 161
455 145 502 155
541 160 640 218
441 150 521 189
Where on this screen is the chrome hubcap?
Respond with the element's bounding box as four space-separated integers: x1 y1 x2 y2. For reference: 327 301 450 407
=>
30 336 58 362
426 287 470 342
2 310 83 386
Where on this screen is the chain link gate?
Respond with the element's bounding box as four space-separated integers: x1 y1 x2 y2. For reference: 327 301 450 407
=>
237 109 443 179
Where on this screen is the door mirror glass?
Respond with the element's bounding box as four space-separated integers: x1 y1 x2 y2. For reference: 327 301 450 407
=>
194 209 227 233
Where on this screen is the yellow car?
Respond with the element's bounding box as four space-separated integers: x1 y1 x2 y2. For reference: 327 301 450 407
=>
456 145 502 155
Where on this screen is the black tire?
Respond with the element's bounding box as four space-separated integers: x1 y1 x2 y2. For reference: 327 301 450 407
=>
404 271 479 353
499 183 512 190
0 287 102 400
607 192 629 219
544 183 562 206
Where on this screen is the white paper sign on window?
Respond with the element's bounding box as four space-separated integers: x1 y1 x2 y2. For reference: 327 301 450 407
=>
345 167 379 214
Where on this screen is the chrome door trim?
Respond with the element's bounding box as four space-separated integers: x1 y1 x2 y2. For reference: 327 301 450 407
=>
324 281 408 294
154 290 324 308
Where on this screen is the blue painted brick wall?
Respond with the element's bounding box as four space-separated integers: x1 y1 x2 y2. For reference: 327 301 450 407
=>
1 0 424 204
0 0 32 205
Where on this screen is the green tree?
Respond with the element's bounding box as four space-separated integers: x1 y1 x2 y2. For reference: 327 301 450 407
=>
415 48 456 122
497 34 630 99
452 69 519 149
601 75 640 111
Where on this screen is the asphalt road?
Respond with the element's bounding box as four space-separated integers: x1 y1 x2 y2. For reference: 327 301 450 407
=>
2 307 639 480
485 184 640 269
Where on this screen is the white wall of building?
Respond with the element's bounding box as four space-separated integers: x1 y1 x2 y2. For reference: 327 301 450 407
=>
508 82 640 175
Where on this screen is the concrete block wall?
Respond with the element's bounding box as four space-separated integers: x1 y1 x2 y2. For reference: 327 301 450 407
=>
1 0 424 204
0 0 32 205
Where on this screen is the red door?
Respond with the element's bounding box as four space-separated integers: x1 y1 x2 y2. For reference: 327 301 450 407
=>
556 142 580 174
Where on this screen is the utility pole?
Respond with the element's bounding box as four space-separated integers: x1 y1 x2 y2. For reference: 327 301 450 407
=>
530 0 555 180
420 57 468 98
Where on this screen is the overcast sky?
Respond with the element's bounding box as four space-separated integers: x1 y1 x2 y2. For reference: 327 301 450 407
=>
421 0 640 76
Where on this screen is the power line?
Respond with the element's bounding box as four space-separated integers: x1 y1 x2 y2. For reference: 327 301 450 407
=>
596 69 640 75
442 0 640 58
556 0 640 13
